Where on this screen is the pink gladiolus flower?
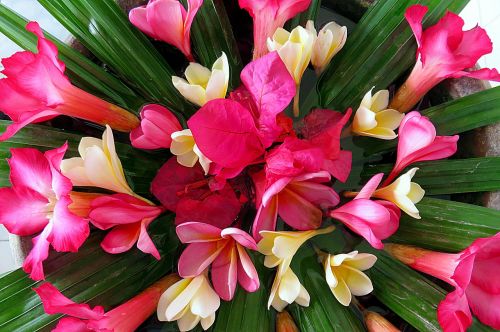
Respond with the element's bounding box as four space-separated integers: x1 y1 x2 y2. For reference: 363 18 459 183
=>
0 144 90 280
252 170 339 240
383 111 458 186
238 0 312 59
89 194 164 259
390 5 500 113
330 174 400 249
34 275 179 332
177 222 260 300
0 22 139 142
386 233 500 331
129 0 203 61
130 104 182 150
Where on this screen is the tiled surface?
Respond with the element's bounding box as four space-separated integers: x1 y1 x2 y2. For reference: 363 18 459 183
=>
0 1 499 274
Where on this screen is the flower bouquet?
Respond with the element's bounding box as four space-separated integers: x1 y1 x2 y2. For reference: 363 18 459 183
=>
0 0 499 331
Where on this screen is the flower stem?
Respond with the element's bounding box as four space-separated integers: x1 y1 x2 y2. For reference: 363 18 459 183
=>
293 86 300 117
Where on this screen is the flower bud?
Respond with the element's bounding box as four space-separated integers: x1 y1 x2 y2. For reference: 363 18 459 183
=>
306 20 347 75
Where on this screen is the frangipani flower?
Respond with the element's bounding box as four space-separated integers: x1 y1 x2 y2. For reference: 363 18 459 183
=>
0 22 139 142
129 0 203 61
170 129 212 174
364 311 400 332
0 144 90 280
61 125 136 197
34 275 179 331
130 104 182 150
319 250 377 306
238 0 312 59
172 52 229 107
390 5 500 113
157 273 220 331
352 89 404 140
372 168 424 219
385 233 500 332
306 20 347 75
268 266 310 311
176 222 259 300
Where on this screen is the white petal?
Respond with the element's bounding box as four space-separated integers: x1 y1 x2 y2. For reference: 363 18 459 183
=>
331 251 359 266
60 157 91 187
190 276 220 318
295 283 310 307
344 253 377 271
201 313 216 330
157 278 191 321
353 106 377 132
278 268 301 304
185 62 211 86
172 76 207 107
408 182 425 204
177 310 201 332
165 276 203 321
324 255 338 288
78 137 102 158
331 276 352 306
176 150 199 168
371 90 390 112
341 265 374 296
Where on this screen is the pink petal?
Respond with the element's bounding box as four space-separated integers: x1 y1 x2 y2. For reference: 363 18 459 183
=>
137 218 161 260
26 22 65 72
356 173 384 200
261 176 293 206
278 188 323 230
404 5 428 53
0 78 47 121
147 0 185 49
221 228 258 250
252 196 278 241
176 222 222 243
396 111 436 167
178 242 224 277
44 143 72 199
211 243 238 301
23 226 51 280
129 6 157 38
34 282 104 320
182 0 203 58
322 150 352 182
466 283 500 329
7 147 53 197
0 109 60 142
437 290 472 332
53 317 91 332
453 67 500 81
452 25 493 70
236 244 260 292
286 181 340 210
100 223 141 255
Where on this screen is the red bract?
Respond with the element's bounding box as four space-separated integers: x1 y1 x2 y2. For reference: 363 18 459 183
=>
238 0 312 59
0 22 139 141
151 157 241 228
390 5 500 112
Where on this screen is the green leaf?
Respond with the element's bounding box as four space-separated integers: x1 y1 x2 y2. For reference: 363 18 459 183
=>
361 157 500 195
0 217 179 331
390 197 500 252
37 0 192 115
316 0 470 110
0 3 143 111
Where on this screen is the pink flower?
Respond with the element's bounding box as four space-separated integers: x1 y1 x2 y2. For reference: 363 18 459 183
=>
34 275 179 332
176 222 260 300
0 144 90 280
129 0 203 61
130 104 182 150
330 174 400 249
238 0 312 59
151 157 242 228
386 233 500 332
0 22 139 142
89 194 164 259
252 170 339 240
383 111 458 186
390 5 500 112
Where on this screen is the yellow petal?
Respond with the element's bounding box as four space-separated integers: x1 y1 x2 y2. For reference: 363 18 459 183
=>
165 276 203 321
60 157 90 187
331 275 352 306
371 90 390 112
157 278 191 321
353 106 377 132
375 109 404 130
190 275 220 318
201 313 216 330
177 309 201 332
185 62 211 86
340 265 373 296
278 268 301 304
172 76 207 106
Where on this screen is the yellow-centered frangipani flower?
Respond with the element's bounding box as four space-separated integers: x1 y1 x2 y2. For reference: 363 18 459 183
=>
306 20 347 75
170 129 212 174
172 52 229 107
157 273 220 332
352 89 405 140
373 168 425 219
268 266 310 311
319 250 377 306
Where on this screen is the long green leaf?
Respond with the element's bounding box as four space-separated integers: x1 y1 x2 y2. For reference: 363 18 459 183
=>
37 0 192 114
389 197 500 252
317 0 469 110
0 217 179 331
362 157 500 195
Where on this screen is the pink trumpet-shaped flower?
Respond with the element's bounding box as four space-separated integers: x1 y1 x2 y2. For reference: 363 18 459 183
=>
390 5 500 113
176 222 260 301
386 233 500 332
0 144 90 280
383 111 458 186
130 104 182 150
89 194 164 259
330 174 400 249
252 170 339 241
129 0 203 61
239 0 312 59
0 22 139 142
34 275 179 332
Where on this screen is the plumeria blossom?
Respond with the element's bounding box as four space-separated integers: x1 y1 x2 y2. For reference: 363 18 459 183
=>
306 20 347 75
364 311 401 332
130 104 182 150
385 233 500 332
384 111 458 185
157 273 220 331
318 250 377 306
170 129 212 174
331 173 400 249
268 266 310 311
0 22 139 141
390 5 500 113
34 275 179 331
176 222 259 300
0 144 91 280
129 0 203 61
172 52 230 107
238 0 312 59
352 89 404 140
89 194 164 259
372 168 424 219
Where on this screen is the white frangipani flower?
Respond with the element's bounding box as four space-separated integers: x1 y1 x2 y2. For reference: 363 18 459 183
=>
170 129 211 174
306 20 347 75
